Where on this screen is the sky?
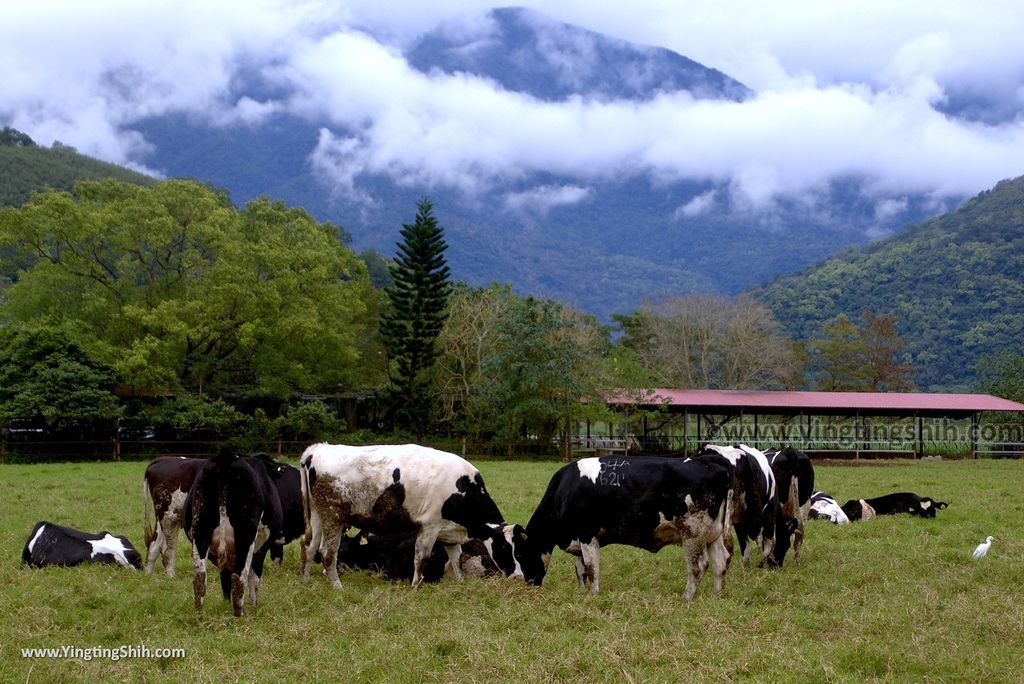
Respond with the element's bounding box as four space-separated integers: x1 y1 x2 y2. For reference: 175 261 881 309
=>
3 0 1024 213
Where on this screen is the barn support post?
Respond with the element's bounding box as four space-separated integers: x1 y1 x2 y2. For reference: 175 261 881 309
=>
683 410 689 457
754 413 759 447
855 410 861 459
697 413 702 449
971 412 979 459
916 414 923 458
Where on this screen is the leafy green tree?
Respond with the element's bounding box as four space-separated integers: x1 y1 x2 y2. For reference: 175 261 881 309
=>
0 326 121 422
975 349 1024 403
379 197 451 435
813 314 870 391
0 179 378 399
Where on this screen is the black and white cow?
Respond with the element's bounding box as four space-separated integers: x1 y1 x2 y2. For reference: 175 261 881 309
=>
22 521 142 569
693 444 779 568
840 498 877 522
808 491 850 524
249 453 304 565
764 446 815 565
143 456 204 576
522 455 734 599
843 492 948 520
184 449 284 617
337 523 533 583
300 443 509 588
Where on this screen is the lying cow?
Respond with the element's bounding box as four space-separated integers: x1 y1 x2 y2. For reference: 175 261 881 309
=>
693 444 779 567
765 446 815 565
808 491 850 524
184 449 284 617
338 523 534 582
522 455 734 599
22 521 142 569
143 456 203 576
843 492 948 520
300 443 508 588
841 498 877 522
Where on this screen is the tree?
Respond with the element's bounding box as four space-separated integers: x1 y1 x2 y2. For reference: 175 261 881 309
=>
379 198 451 435
0 326 121 422
0 179 378 398
975 349 1024 403
619 294 804 390
812 311 914 391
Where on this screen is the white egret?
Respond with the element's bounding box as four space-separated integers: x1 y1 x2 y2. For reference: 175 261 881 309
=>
972 535 994 560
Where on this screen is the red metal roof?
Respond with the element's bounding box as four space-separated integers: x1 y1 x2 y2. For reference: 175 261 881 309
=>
607 389 1024 413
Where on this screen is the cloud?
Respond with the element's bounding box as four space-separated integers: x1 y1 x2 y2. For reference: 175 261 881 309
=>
503 184 593 215
2 0 1024 214
674 190 716 219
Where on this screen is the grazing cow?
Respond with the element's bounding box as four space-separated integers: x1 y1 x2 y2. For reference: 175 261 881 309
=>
808 491 850 524
22 521 142 569
249 453 304 565
692 444 779 567
300 443 507 588
764 446 815 565
143 456 204 576
184 449 284 617
338 523 535 583
844 492 948 520
522 455 734 599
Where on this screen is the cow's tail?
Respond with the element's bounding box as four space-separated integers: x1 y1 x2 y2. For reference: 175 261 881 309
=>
300 457 312 544
143 476 156 549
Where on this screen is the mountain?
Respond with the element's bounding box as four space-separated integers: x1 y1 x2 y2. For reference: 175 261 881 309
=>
129 7 942 319
0 128 153 208
756 175 1024 391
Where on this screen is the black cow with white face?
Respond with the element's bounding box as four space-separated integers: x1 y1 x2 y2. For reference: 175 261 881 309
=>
184 449 284 617
843 492 948 520
22 522 143 569
764 446 815 565
300 443 508 588
522 455 734 599
692 444 780 568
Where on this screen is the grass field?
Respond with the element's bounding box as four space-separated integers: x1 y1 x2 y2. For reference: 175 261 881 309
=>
2 458 1022 682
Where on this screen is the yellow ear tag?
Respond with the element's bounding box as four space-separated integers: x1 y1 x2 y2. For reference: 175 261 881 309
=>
359 536 368 545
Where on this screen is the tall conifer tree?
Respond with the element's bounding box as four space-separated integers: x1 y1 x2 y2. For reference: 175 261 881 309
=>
380 197 451 434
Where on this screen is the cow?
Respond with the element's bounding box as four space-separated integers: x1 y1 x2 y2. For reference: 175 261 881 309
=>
300 443 507 588
522 454 734 599
143 456 204 576
184 448 284 617
843 492 948 520
692 444 779 568
22 521 143 569
808 491 850 524
840 498 877 522
337 523 536 583
764 446 815 565
249 453 304 565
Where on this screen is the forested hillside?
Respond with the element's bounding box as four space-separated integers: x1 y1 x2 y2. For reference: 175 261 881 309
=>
757 175 1024 390
0 127 153 208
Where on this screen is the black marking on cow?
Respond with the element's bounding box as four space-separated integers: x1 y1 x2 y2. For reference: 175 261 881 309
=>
392 467 401 484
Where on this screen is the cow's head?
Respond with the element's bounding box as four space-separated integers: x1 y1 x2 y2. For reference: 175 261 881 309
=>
770 514 799 566
442 473 505 537
485 523 546 584
917 497 948 518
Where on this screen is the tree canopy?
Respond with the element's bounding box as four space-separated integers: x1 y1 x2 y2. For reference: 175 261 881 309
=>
0 179 378 399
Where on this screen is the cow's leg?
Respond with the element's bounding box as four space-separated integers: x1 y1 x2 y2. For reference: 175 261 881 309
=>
302 507 324 582
233 538 257 617
682 537 706 601
443 543 464 581
191 543 208 614
319 521 345 590
412 529 440 588
794 503 810 563
162 517 180 578
707 532 729 594
579 539 601 595
248 526 272 608
145 519 165 575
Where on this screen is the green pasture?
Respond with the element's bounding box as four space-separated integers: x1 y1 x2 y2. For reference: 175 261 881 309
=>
1 458 1022 682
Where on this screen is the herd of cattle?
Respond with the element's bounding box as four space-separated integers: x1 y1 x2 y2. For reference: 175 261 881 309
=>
21 443 949 616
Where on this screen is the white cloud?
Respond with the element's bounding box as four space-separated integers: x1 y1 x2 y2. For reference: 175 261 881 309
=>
2 0 1024 212
503 184 593 215
674 190 716 219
